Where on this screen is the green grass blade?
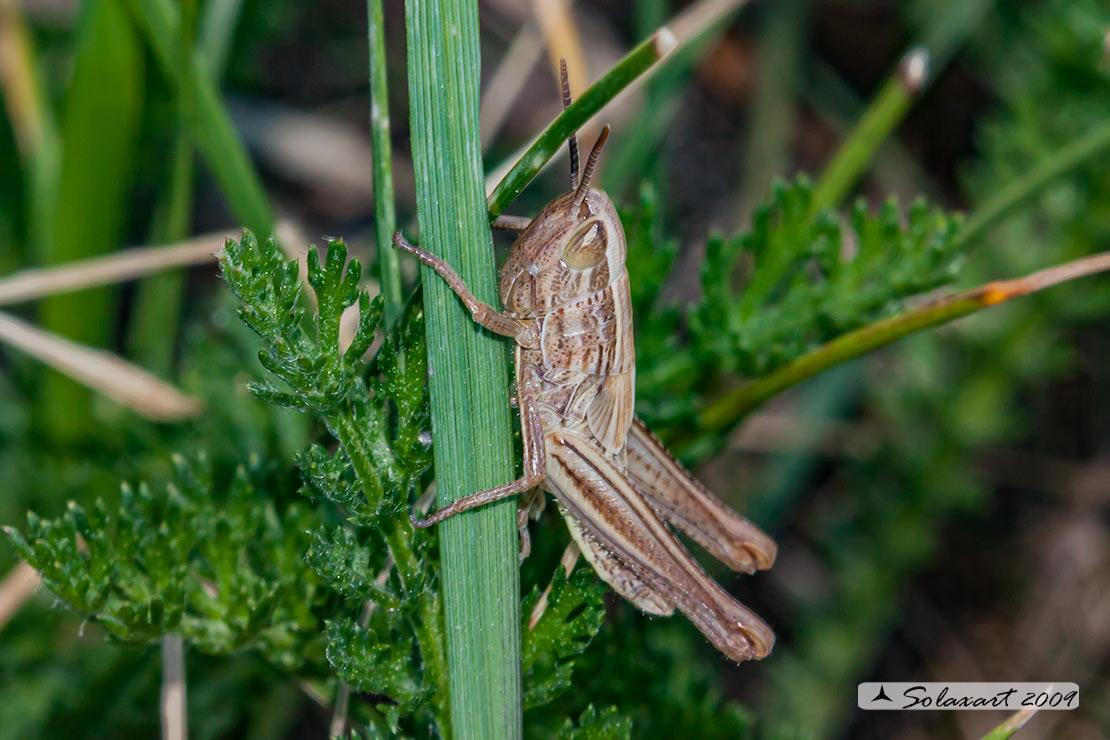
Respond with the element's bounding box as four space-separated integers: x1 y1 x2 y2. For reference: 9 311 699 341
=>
126 0 273 236
38 0 144 440
404 0 522 737
128 0 200 374
811 0 994 210
953 119 1110 251
485 31 674 219
197 0 243 75
0 0 61 254
977 708 1038 740
367 0 402 325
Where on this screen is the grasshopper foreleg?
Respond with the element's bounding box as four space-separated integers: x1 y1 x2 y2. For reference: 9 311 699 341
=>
392 232 536 347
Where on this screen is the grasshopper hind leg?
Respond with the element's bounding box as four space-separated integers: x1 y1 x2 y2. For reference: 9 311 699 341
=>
545 432 775 662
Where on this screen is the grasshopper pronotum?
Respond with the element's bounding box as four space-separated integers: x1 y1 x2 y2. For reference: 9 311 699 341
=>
393 61 776 662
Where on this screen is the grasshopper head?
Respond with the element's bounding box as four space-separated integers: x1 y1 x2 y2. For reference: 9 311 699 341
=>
500 127 625 316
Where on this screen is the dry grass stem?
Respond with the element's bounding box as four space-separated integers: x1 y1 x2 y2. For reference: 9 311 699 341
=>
0 311 202 421
160 635 187 740
0 562 40 631
0 233 228 306
532 0 588 98
480 23 544 147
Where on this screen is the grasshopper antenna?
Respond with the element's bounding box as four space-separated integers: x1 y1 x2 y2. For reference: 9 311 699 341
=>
560 58 580 190
574 125 610 205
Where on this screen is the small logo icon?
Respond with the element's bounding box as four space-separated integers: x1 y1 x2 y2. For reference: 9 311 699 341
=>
870 687 896 705
872 686 893 703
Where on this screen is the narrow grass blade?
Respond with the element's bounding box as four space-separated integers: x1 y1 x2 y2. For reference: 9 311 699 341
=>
485 29 675 218
0 562 40 631
38 0 144 440
953 119 1110 251
130 0 243 373
125 0 273 236
485 0 753 216
811 0 994 210
160 635 187 740
479 23 544 148
977 706 1039 740
601 0 752 194
0 0 60 251
533 0 588 96
404 0 522 736
197 0 244 75
367 0 402 325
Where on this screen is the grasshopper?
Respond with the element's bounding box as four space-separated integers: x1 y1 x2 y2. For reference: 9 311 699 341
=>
392 61 776 662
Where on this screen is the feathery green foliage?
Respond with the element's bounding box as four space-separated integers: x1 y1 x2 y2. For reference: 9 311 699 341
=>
218 231 451 732
6 455 322 666
521 567 607 710
634 177 961 435
556 706 632 740
693 180 960 375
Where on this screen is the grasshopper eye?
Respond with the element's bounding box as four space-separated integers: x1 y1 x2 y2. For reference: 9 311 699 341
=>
561 220 607 270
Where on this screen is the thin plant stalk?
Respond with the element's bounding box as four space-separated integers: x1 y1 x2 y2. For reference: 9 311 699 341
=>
479 23 544 148
197 0 243 75
738 0 808 212
129 0 198 374
367 0 403 325
978 706 1040 740
805 59 941 204
129 127 193 374
485 29 675 219
533 0 588 97
329 561 393 738
952 119 1110 251
0 234 225 306
160 635 187 740
0 562 41 630
404 0 522 737
0 310 202 421
810 51 928 212
494 0 751 201
0 0 60 252
811 0 995 210
695 251 1110 437
601 0 736 193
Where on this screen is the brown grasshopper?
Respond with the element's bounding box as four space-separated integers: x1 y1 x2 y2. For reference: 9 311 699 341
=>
392 61 776 662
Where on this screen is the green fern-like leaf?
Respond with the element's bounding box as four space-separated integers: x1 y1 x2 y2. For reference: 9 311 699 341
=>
690 177 962 378
522 566 607 710
326 617 428 712
220 232 449 730
5 455 323 668
556 705 632 740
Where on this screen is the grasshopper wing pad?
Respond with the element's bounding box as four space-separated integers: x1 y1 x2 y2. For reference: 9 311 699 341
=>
545 432 775 662
627 418 777 574
586 370 635 455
